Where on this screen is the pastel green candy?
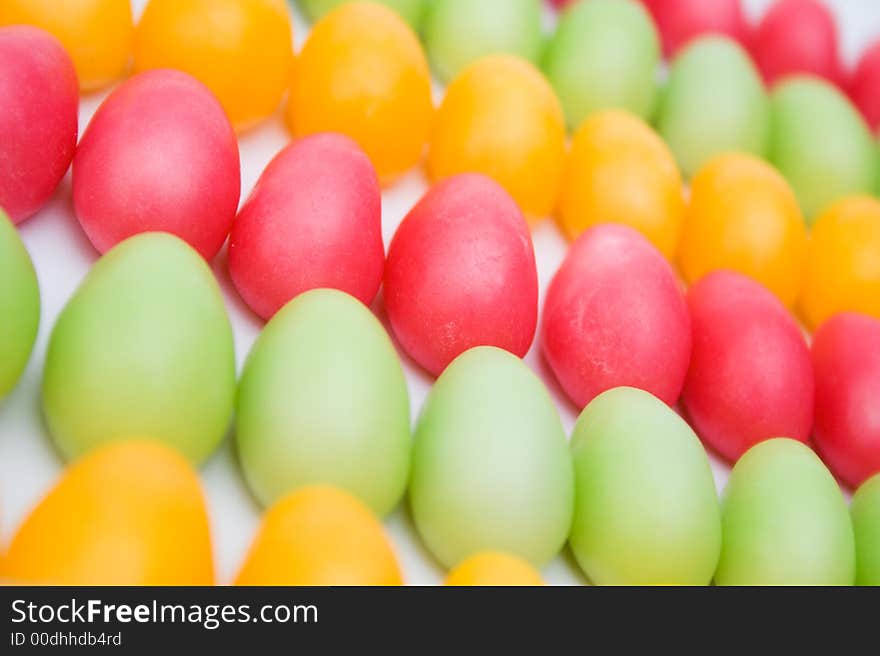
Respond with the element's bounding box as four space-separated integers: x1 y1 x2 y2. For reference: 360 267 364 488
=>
42 233 235 464
769 76 876 222
0 211 39 399
296 0 427 29
655 36 769 179
236 288 410 517
409 346 573 568
852 473 880 586
716 438 855 586
569 387 721 585
543 0 660 130
423 0 543 83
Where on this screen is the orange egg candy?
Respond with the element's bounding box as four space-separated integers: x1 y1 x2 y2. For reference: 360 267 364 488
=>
287 2 433 183
557 110 684 259
234 486 403 586
134 0 293 131
0 0 133 91
799 196 880 331
445 552 544 586
678 153 807 308
428 54 566 220
2 441 214 586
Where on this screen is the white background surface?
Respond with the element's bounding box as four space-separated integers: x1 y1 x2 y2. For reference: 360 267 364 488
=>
1 0 878 585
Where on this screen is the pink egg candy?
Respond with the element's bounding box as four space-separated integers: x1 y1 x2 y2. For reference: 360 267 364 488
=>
541 223 691 409
643 0 750 58
682 271 813 463
812 312 880 489
851 40 880 133
73 69 240 260
752 0 843 87
228 133 384 320
384 173 538 377
0 26 78 224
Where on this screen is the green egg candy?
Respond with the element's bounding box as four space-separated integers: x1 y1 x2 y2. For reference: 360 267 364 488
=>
769 76 876 222
42 233 235 464
409 346 573 568
296 0 427 29
423 0 543 83
543 0 660 130
0 211 39 400
655 36 769 178
716 438 855 585
236 288 410 517
852 473 880 586
569 387 721 585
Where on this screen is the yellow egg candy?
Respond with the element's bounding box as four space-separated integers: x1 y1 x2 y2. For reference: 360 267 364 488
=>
234 486 403 586
135 0 293 131
558 110 684 259
287 2 433 183
428 54 566 220
2 441 214 585
445 552 544 586
678 153 806 307
0 0 133 91
799 196 880 330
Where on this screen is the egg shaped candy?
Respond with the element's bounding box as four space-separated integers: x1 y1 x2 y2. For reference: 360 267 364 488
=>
851 40 880 133
811 313 880 489
3 441 214 585
135 0 292 131
852 474 880 586
235 486 402 586
716 438 855 585
0 27 78 224
237 289 410 516
769 77 876 221
800 196 880 329
682 271 813 463
677 153 806 307
298 0 426 28
570 387 721 585
557 110 683 257
642 0 749 58
42 233 236 464
410 347 573 568
384 174 538 377
445 552 543 586
229 133 383 320
429 55 566 219
0 0 132 91
542 224 691 410
655 36 769 178
73 70 240 260
543 0 660 129
422 0 542 83
0 211 40 400
288 2 432 183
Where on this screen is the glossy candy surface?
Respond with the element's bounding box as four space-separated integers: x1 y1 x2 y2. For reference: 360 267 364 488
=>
678 153 806 308
73 70 241 260
642 0 749 58
384 174 538 377
42 234 236 464
236 289 410 516
0 27 78 224
445 552 543 586
851 40 880 133
428 54 566 219
852 474 880 586
542 224 691 409
409 347 573 568
229 133 383 320
682 271 813 463
288 2 433 182
298 0 426 28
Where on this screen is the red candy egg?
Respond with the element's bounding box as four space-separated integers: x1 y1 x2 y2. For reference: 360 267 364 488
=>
812 312 880 489
682 271 813 463
752 0 843 87
229 133 384 320
73 69 240 260
541 223 691 409
642 0 749 58
851 40 880 133
384 173 538 377
0 26 78 224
